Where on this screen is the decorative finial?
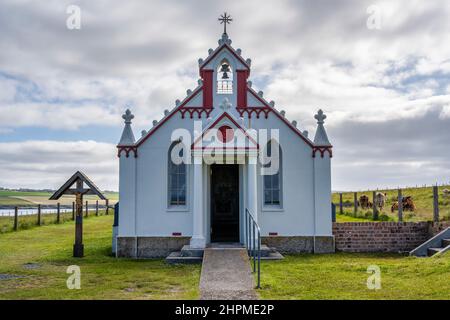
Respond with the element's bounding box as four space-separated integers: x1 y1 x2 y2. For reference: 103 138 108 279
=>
303 130 309 138
219 98 232 111
197 79 203 86
218 12 232 34
175 99 181 106
236 48 242 55
122 109 134 124
269 101 275 107
152 120 158 126
141 130 147 137
247 81 252 88
313 109 331 146
314 109 327 124
164 109 169 116
258 91 264 97
292 120 297 127
208 48 214 55
280 110 286 117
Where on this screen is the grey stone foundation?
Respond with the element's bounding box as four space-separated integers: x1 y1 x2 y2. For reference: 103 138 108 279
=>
262 236 335 254
117 236 190 258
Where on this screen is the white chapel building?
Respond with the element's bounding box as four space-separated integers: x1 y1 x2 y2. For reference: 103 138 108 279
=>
114 26 334 258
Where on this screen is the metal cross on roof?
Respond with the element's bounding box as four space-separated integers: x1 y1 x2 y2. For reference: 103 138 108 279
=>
218 12 232 34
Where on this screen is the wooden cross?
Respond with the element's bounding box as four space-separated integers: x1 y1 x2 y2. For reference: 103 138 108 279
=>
218 12 232 34
50 171 106 257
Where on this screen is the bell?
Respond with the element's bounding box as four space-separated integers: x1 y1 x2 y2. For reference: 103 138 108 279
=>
220 63 230 73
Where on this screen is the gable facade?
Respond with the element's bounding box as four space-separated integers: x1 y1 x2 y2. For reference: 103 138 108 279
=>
115 31 334 257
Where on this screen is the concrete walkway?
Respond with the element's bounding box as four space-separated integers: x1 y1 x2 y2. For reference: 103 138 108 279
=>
199 247 258 300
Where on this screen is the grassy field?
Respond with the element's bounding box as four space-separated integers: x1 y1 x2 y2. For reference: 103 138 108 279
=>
333 185 450 222
0 215 200 299
258 253 450 299
0 190 118 207
1 213 449 300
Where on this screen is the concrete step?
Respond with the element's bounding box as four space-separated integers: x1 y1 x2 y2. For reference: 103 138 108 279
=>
427 248 442 257
180 245 204 257
165 251 203 264
248 244 276 257
442 239 450 247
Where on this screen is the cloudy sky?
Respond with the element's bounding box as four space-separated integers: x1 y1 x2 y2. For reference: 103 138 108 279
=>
1 0 450 191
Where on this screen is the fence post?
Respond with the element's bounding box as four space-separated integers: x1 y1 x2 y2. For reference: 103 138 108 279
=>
95 200 99 216
398 189 403 222
85 201 88 217
14 206 18 231
56 202 61 223
433 185 439 222
105 199 109 215
37 204 41 226
353 192 358 215
372 191 378 220
72 202 75 220
339 193 343 214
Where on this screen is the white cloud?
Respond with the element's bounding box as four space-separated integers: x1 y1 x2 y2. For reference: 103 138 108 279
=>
0 0 450 190
0 140 118 190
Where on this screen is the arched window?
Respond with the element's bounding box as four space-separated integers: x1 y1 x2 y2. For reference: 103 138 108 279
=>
263 140 282 207
217 59 233 94
168 142 187 206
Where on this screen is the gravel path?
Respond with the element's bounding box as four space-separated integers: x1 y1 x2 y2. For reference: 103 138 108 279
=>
199 247 258 300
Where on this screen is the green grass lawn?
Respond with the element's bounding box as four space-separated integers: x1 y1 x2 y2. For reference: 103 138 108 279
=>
333 185 450 222
0 215 200 299
258 253 450 300
1 213 449 300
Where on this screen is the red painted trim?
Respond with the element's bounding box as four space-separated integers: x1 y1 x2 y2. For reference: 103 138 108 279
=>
237 70 248 108
191 112 259 149
201 70 213 107
117 146 138 158
312 146 333 158
236 106 271 119
200 44 250 74
179 107 214 119
135 86 203 148
247 88 317 149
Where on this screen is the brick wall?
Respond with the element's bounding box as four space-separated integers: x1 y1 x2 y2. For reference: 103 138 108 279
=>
332 222 449 253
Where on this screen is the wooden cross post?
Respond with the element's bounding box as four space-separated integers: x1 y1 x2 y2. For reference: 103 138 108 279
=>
49 171 106 258
353 192 358 216
398 188 403 222
339 193 343 214
74 180 84 257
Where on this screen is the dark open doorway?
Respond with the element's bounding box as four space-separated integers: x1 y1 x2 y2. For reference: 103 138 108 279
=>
210 164 240 242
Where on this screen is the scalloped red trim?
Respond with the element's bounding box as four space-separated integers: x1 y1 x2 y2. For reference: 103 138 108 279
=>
312 146 332 158
236 106 271 119
117 146 138 158
179 107 214 119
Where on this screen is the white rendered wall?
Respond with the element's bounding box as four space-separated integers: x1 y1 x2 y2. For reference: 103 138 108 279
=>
118 155 136 236
314 155 332 236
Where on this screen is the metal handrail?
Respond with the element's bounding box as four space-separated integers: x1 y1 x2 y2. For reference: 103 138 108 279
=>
245 208 261 289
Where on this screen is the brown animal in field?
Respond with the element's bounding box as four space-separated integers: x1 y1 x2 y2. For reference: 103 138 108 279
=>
358 195 373 209
443 189 450 197
391 196 416 212
374 192 387 210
